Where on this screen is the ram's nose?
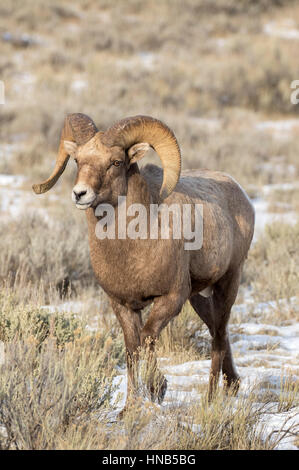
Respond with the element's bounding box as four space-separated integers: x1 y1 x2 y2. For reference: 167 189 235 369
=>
73 189 87 202
72 184 96 209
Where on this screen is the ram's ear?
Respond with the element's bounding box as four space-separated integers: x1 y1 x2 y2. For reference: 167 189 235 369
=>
127 142 150 165
64 140 78 158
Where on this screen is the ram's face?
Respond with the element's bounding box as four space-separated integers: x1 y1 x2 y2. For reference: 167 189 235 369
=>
64 135 149 210
32 114 180 207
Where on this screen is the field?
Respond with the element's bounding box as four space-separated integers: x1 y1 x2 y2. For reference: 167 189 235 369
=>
0 0 298 450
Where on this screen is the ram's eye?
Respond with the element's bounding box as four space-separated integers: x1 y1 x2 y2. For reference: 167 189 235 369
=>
74 158 78 164
113 160 122 167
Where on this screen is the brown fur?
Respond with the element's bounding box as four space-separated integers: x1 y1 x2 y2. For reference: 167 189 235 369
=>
33 115 255 410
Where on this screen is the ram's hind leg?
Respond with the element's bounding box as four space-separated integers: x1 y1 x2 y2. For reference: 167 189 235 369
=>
189 293 224 400
215 266 243 394
190 265 243 399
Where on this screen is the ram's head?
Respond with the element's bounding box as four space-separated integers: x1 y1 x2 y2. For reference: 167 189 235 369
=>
32 113 181 208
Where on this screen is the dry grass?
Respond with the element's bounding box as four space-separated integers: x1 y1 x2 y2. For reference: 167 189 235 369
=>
0 292 125 449
0 283 298 450
0 212 96 303
244 222 299 308
278 371 299 413
1 0 299 190
157 302 209 363
51 383 297 450
1 305 296 451
267 187 299 213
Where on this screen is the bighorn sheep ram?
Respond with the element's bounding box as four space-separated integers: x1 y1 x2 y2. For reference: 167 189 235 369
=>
33 113 255 409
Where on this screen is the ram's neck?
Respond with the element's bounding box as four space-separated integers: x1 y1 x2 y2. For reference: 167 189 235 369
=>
126 163 153 209
84 168 153 294
85 168 152 242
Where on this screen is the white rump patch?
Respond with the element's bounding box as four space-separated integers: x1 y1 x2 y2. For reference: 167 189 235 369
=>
199 286 213 298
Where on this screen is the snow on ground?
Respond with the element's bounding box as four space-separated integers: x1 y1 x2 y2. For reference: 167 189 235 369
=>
0 185 52 221
41 299 103 330
0 173 57 221
255 118 299 140
252 197 297 240
0 174 27 188
116 52 158 71
0 142 26 161
261 181 299 196
191 117 221 131
41 300 90 315
251 182 299 240
71 78 88 94
263 19 299 40
109 297 298 449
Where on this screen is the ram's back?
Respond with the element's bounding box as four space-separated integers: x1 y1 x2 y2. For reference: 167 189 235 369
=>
142 164 253 211
141 163 255 271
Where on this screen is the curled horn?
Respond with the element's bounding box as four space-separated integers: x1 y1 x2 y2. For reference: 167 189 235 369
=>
32 113 98 194
103 115 181 200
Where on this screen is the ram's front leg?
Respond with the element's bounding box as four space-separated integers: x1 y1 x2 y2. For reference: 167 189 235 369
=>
140 291 187 403
110 299 143 411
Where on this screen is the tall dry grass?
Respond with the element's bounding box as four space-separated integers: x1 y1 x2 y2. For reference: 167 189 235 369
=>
244 222 299 308
0 292 297 450
0 0 299 190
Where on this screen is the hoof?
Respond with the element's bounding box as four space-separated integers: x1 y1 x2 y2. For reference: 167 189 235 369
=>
117 408 126 420
223 375 241 396
117 405 131 420
150 376 168 404
158 377 168 404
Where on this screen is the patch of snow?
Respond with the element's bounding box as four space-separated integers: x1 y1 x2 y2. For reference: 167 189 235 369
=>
0 174 27 188
1 31 46 47
214 38 230 48
261 181 299 196
252 196 298 241
71 78 88 93
163 389 201 404
255 119 299 140
162 360 210 377
0 142 25 162
111 374 127 409
11 72 36 97
191 117 221 131
117 52 158 71
41 301 86 315
232 333 280 351
0 187 36 217
165 374 204 388
41 299 101 315
264 20 299 40
231 296 298 322
258 411 299 450
258 161 297 179
0 187 53 222
138 52 156 68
